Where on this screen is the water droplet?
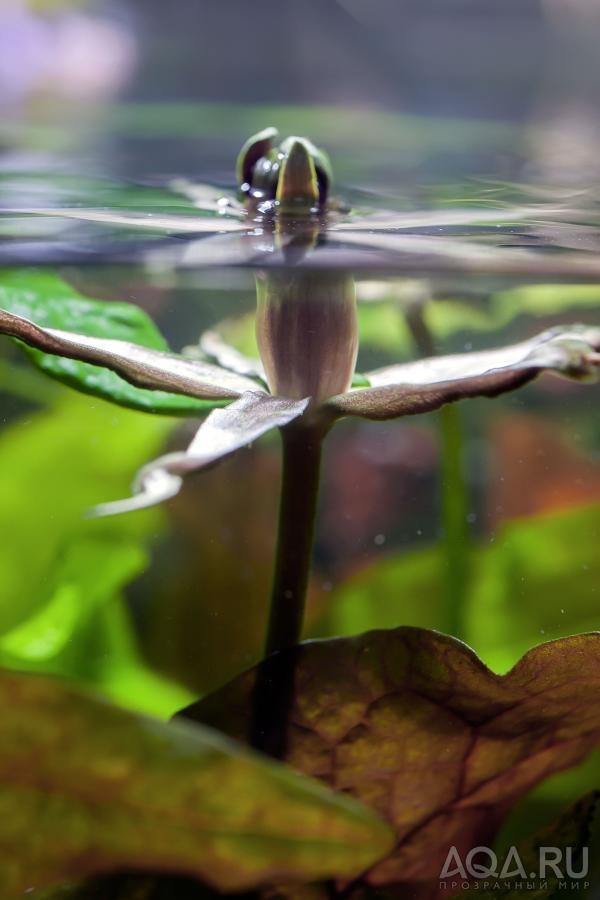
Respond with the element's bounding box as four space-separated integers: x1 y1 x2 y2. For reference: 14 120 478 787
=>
374 533 386 546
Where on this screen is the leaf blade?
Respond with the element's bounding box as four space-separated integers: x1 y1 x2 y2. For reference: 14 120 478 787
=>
0 671 393 895
328 326 600 419
0 272 260 413
183 628 600 891
92 392 308 516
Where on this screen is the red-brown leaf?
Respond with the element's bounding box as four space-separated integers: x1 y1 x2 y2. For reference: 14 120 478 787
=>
182 628 600 892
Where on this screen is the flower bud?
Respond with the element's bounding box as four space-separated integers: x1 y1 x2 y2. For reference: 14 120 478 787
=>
237 129 332 209
236 126 279 195
255 272 358 403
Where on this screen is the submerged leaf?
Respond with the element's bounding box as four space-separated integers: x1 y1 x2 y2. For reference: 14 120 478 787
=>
328 325 600 419
0 272 255 413
196 329 266 380
184 628 600 891
93 392 309 516
0 311 260 406
0 670 393 896
0 538 146 664
0 391 168 631
0 390 190 716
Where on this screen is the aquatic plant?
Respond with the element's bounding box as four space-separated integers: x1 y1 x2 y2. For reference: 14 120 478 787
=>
0 132 598 898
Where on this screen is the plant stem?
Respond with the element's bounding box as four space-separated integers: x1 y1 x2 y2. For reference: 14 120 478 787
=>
265 422 324 656
250 421 324 757
404 301 471 640
439 403 470 640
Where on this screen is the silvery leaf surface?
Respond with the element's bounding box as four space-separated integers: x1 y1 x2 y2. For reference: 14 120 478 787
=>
197 330 267 381
0 308 261 401
93 392 309 516
2 207 246 234
327 326 600 420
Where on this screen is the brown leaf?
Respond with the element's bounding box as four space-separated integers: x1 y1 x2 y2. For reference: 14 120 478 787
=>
93 393 308 516
182 628 600 891
327 326 600 420
0 308 260 401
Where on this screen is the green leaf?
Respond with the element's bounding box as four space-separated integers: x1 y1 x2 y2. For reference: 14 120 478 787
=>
0 390 191 716
86 595 195 718
0 670 393 895
0 391 169 633
466 503 600 672
183 628 600 892
0 538 146 663
0 270 222 414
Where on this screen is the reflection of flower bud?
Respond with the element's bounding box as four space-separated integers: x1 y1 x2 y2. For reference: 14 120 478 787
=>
255 272 358 403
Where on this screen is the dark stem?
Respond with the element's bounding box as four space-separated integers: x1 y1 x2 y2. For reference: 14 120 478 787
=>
250 421 324 757
265 422 324 656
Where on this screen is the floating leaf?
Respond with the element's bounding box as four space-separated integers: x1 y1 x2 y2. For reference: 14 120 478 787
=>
0 271 250 414
184 628 600 892
337 230 600 279
0 671 393 896
327 325 600 419
7 207 245 234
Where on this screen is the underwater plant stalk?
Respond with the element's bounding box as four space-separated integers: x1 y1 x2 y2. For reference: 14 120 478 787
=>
250 422 324 757
404 301 471 640
265 422 324 657
438 403 470 639
249 263 356 757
